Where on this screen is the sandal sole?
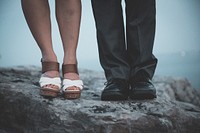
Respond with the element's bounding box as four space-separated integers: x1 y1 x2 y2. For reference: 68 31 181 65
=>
64 91 81 99
40 89 59 98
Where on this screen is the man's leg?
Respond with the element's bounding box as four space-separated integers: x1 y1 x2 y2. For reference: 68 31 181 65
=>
91 0 130 81
91 0 130 100
125 0 157 99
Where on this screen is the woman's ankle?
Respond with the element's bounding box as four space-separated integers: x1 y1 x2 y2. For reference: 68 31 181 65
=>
64 73 80 80
41 54 58 63
41 54 60 77
63 54 77 64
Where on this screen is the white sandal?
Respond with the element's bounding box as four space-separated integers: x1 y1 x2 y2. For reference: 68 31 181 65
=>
39 61 61 98
62 64 83 99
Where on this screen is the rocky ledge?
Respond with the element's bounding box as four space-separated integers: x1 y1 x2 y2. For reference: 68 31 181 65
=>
0 66 200 133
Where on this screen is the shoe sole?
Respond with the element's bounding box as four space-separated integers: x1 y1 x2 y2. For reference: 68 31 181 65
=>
64 91 81 99
130 92 156 100
40 89 58 98
101 92 128 101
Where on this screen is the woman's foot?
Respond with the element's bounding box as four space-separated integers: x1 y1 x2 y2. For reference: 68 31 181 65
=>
62 64 83 99
41 71 60 92
39 60 61 98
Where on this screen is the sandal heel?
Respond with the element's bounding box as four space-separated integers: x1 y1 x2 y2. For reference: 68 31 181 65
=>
64 92 81 99
40 90 59 98
39 60 61 98
62 64 83 100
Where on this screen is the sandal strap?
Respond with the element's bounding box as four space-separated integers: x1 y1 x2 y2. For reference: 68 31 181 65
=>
62 79 83 91
41 60 59 73
39 76 61 89
62 64 78 75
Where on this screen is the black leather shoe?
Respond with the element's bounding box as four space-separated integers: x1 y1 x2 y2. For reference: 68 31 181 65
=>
130 72 156 100
101 79 129 101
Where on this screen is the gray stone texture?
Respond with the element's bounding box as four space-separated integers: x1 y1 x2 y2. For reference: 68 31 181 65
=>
0 66 200 133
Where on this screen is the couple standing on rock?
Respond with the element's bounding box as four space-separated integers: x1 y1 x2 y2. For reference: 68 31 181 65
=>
22 0 157 101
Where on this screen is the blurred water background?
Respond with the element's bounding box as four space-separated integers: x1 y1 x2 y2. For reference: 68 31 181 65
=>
0 0 200 90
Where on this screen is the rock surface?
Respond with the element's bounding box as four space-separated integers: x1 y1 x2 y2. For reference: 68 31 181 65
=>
0 66 200 133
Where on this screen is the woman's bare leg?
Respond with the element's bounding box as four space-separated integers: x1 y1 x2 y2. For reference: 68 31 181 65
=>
56 0 81 80
21 0 59 88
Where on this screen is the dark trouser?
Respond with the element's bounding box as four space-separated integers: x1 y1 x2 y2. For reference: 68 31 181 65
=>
91 0 157 81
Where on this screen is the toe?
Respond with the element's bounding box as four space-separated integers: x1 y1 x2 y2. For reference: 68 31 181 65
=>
65 86 80 91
